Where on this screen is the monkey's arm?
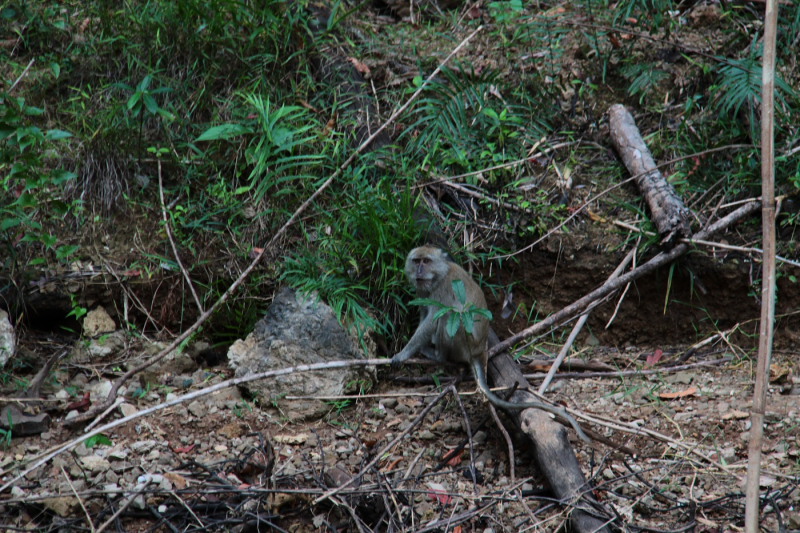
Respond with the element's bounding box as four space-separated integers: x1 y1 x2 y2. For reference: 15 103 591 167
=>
390 308 437 368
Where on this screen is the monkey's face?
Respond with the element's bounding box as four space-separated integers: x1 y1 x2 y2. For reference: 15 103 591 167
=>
405 247 446 294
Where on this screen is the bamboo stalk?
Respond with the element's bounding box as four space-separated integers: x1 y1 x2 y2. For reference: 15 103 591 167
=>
744 0 779 529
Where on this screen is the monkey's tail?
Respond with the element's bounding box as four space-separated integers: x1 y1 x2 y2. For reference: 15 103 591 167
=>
471 359 590 443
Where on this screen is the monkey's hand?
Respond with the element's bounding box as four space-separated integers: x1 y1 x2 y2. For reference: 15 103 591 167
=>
390 351 410 369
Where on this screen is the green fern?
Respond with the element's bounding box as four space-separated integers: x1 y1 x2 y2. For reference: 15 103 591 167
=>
713 47 795 120
620 63 668 103
400 66 533 175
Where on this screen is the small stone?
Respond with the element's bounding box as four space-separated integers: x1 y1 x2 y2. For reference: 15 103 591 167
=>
119 403 138 417
42 497 78 517
80 455 110 473
418 430 436 440
130 440 157 453
721 447 736 463
83 307 116 337
187 401 206 418
381 398 398 409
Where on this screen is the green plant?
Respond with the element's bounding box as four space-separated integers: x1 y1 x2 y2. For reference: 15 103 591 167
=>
66 294 88 323
0 91 78 265
233 399 254 418
620 63 669 104
412 279 493 340
281 175 422 345
712 46 795 138
195 94 323 202
401 66 535 180
488 0 523 25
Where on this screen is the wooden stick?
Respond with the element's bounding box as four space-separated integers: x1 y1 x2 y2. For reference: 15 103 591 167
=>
744 0 779 527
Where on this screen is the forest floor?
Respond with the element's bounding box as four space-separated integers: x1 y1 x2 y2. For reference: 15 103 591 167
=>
2 0 800 531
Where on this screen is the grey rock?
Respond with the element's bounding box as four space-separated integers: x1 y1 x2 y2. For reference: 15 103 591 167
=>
80 455 110 473
130 440 157 453
227 288 376 421
0 406 50 436
82 307 116 337
0 310 15 368
187 401 206 418
381 398 398 409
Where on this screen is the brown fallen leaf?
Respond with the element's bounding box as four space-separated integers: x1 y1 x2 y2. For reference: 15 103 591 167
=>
383 457 403 472
658 386 697 399
769 363 792 383
645 349 663 367
66 392 91 412
347 57 370 75
722 409 749 420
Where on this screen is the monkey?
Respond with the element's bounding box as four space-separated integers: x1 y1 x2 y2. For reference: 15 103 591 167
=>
391 246 589 442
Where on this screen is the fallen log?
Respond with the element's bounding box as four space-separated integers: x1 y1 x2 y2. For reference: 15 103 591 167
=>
608 104 691 247
487 330 612 533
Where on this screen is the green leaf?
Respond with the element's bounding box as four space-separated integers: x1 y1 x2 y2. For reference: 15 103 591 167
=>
56 245 79 259
126 92 142 111
196 124 253 142
472 308 493 320
409 298 446 309
0 122 15 139
14 193 36 208
451 279 466 305
45 129 72 141
432 308 450 321
50 200 70 215
462 312 474 335
0 218 20 231
51 169 77 184
142 93 158 115
23 106 44 116
49 62 60 79
84 434 113 448
445 313 460 338
40 234 57 247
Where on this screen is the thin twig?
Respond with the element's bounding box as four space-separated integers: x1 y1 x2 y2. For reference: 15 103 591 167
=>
492 144 752 261
488 402 515 483
448 384 478 492
158 160 204 313
95 479 152 533
524 355 731 381
8 59 35 94
61 466 96 533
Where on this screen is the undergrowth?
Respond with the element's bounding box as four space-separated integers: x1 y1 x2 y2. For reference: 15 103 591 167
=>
2 0 800 342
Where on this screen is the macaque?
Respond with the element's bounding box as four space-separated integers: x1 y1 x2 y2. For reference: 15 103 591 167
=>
392 246 588 442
